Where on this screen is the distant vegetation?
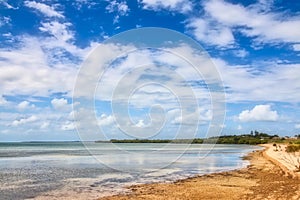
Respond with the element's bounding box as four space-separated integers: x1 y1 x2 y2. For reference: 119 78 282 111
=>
95 131 299 145
109 138 204 144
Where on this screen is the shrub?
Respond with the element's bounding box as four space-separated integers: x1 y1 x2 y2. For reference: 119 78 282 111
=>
286 144 300 153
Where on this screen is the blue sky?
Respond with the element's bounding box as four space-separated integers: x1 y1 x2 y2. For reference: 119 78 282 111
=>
0 0 300 141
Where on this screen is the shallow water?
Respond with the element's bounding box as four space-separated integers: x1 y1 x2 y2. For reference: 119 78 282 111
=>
0 142 262 199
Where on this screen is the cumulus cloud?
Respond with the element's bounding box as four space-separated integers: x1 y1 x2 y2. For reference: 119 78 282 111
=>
24 1 64 18
0 36 80 96
0 13 94 98
12 115 38 126
204 0 300 44
72 42 224 138
187 0 300 48
238 105 279 122
98 114 114 126
17 101 30 109
0 8 97 96
51 98 69 110
90 43 219 105
133 119 146 128
0 7 96 98
17 101 35 110
214 59 300 103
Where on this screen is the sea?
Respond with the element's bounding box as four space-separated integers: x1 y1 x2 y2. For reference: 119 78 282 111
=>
0 142 262 200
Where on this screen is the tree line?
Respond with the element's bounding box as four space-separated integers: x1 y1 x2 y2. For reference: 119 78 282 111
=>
96 131 286 145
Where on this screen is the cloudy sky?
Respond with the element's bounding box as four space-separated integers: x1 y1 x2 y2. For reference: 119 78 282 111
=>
0 0 300 141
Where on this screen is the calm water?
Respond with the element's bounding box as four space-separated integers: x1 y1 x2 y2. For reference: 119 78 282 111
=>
0 142 262 199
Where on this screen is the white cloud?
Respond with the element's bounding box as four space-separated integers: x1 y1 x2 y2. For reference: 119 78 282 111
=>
0 112 21 127
171 108 212 125
187 18 235 47
90 43 220 105
51 98 69 110
98 114 114 126
24 1 64 18
17 101 35 110
187 0 300 47
1 1 17 9
232 49 249 58
73 108 99 132
214 0 300 42
140 0 192 13
0 16 11 27
112 15 120 24
0 96 8 106
36 18 95 59
214 59 300 103
134 119 146 128
0 36 79 96
12 115 38 126
293 44 300 51
238 105 279 122
295 124 300 129
106 1 130 24
74 43 135 99
73 42 223 138
0 9 101 98
39 21 73 43
106 0 129 16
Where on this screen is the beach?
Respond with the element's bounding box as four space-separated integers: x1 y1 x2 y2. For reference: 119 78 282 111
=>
100 144 300 200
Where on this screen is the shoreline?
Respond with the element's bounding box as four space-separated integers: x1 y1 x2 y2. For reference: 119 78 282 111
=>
100 144 300 200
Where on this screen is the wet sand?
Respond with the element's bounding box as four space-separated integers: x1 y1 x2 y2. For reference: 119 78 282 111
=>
100 145 300 200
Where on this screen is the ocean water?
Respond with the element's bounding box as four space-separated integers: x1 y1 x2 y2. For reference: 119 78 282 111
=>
0 142 262 200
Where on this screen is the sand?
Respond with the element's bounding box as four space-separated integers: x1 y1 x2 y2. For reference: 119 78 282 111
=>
100 145 300 200
263 144 300 176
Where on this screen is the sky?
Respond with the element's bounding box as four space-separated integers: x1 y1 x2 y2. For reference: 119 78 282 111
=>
0 0 300 141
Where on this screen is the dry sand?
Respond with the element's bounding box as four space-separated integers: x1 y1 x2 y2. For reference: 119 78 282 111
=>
100 145 300 200
263 144 300 176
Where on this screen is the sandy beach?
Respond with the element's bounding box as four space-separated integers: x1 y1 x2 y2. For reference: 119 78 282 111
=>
100 144 300 200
